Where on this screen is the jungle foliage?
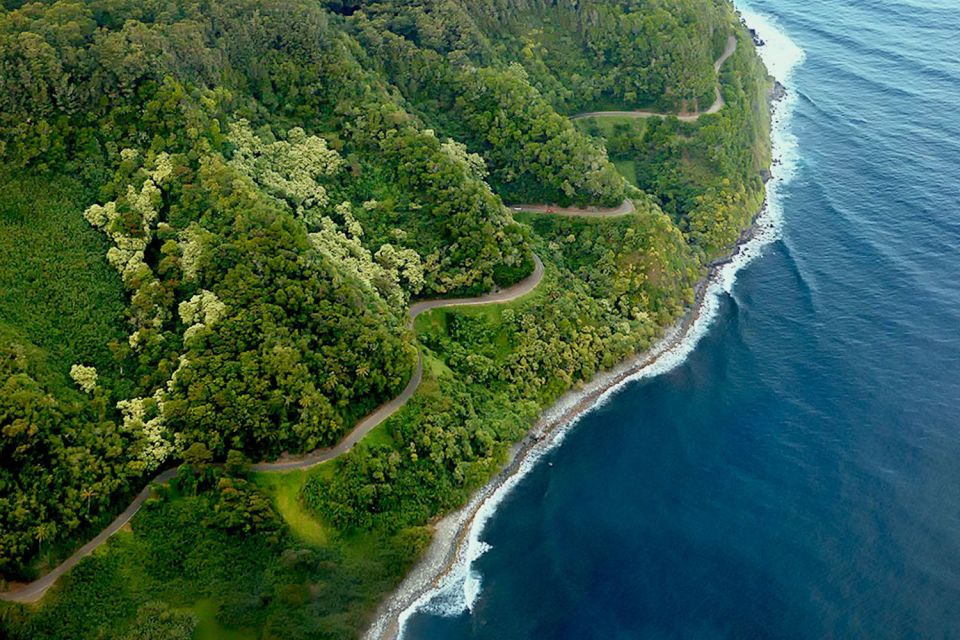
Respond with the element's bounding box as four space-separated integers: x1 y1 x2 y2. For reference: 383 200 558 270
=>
0 456 429 640
578 31 772 257
0 0 771 636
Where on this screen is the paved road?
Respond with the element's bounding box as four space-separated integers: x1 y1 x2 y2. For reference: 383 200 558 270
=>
253 253 545 473
0 255 545 604
571 35 738 123
0 467 180 604
2 25 744 613
507 200 636 217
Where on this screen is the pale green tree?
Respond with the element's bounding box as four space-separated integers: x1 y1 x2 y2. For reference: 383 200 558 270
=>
69 364 97 393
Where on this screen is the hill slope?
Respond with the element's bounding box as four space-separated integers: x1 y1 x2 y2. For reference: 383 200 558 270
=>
0 0 771 637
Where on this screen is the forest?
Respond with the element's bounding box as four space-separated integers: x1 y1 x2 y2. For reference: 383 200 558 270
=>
0 0 771 637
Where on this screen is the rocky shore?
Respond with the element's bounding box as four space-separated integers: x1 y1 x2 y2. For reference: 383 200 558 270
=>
365 21 791 640
364 212 767 640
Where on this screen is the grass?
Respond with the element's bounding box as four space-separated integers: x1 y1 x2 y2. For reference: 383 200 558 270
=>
0 170 126 389
253 472 330 547
613 159 639 187
423 351 453 380
0 481 427 640
574 114 649 139
191 598 257 640
358 420 396 449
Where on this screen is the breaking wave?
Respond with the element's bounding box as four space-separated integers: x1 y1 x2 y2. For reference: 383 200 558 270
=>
395 6 805 636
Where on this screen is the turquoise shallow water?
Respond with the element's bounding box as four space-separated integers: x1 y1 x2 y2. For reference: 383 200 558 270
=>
402 0 960 637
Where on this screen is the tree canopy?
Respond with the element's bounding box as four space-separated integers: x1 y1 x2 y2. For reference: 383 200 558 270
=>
0 3 772 635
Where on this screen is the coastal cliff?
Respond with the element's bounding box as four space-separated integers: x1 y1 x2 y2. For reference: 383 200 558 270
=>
0 1 772 637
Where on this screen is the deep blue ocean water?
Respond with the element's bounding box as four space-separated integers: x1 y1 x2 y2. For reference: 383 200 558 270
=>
402 0 960 637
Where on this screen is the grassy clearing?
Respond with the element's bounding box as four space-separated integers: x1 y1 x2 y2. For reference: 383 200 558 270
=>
357 420 396 450
253 472 330 547
191 598 257 640
575 114 649 139
422 351 453 380
613 159 639 187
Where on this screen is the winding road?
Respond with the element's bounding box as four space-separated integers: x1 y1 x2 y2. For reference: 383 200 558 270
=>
0 255 545 604
571 35 737 123
1 30 739 608
504 37 738 219
508 200 636 217
250 253 545 474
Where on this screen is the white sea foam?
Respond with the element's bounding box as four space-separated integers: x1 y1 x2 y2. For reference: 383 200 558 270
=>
392 7 805 637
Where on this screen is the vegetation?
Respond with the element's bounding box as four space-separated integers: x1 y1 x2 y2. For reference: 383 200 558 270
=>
578 32 773 258
0 458 429 640
0 171 126 385
0 0 771 637
351 0 730 113
305 208 700 532
351 18 627 206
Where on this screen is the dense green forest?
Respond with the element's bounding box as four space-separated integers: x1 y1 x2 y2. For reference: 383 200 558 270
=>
575 22 771 257
0 0 771 637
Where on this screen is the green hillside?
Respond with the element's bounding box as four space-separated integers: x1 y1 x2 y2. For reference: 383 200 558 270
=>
0 0 771 637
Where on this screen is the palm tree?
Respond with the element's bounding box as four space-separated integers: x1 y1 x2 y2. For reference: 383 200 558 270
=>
35 522 56 553
81 487 97 512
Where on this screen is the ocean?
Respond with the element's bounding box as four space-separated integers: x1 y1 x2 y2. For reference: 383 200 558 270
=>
399 0 960 637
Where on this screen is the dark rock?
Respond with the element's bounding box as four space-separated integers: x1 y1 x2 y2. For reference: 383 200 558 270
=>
770 80 787 103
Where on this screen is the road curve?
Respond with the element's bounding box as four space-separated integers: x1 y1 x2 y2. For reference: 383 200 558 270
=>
0 255 544 604
571 35 737 123
0 38 735 604
253 253 545 473
3 25 741 612
507 199 636 218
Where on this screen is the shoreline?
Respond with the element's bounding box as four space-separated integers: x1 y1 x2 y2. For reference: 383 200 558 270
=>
365 212 764 640
366 14 796 637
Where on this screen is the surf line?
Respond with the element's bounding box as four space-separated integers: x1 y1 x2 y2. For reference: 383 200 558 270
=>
373 8 806 640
